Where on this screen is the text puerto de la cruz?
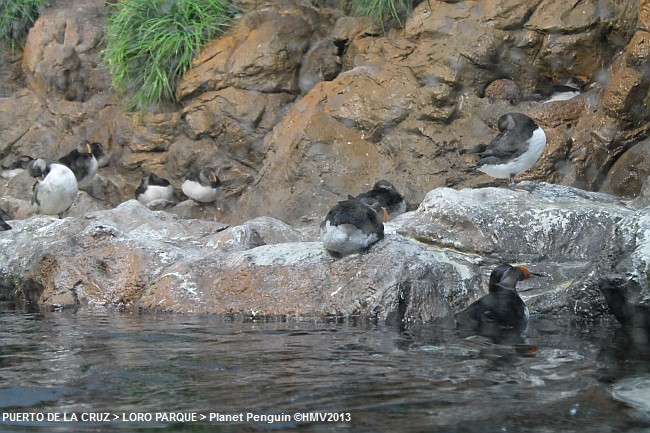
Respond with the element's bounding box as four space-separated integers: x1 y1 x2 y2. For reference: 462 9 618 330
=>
2 411 352 425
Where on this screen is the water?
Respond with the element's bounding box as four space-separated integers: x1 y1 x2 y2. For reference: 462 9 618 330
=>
1 302 649 433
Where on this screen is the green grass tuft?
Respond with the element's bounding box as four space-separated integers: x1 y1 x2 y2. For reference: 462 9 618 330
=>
103 0 237 112
350 0 430 30
0 0 50 50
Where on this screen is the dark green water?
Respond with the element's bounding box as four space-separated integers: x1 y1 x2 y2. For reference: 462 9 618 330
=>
1 302 649 432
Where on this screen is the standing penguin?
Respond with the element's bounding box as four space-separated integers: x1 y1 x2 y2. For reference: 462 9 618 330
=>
29 159 79 217
476 113 546 188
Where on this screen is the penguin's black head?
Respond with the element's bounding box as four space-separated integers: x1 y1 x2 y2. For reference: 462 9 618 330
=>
489 263 531 292
497 113 537 132
200 167 221 188
90 142 105 158
27 158 49 178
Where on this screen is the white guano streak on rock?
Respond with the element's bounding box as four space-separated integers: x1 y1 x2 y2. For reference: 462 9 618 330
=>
158 272 200 301
231 242 326 267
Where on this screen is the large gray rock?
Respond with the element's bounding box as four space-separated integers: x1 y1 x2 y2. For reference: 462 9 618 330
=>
613 206 650 305
399 182 636 316
0 184 646 324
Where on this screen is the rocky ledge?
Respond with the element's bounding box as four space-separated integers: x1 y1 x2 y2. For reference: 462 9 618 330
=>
1 183 648 323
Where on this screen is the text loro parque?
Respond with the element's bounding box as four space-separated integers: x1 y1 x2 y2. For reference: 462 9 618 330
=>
2 411 352 425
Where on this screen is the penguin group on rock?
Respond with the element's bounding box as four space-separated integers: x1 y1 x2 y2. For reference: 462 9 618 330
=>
4 100 637 346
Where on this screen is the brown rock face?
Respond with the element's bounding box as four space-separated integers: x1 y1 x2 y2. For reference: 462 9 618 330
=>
601 138 650 197
22 0 108 102
176 3 339 99
0 0 648 229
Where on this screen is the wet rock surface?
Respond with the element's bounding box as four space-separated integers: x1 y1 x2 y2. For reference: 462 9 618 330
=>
0 184 646 324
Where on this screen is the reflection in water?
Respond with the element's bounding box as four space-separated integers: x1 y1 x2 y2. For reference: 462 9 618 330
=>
0 303 649 432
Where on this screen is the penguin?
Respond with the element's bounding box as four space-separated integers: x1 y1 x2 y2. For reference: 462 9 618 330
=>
135 173 174 205
320 197 388 257
1 156 34 180
0 208 11 230
456 264 532 331
542 77 586 103
181 167 222 203
352 180 407 219
89 142 110 168
29 159 79 217
58 141 98 188
476 113 547 187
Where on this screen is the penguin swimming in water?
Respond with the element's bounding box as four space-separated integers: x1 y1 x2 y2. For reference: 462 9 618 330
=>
456 264 533 331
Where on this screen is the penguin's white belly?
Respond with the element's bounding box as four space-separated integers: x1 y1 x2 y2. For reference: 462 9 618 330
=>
34 167 78 215
182 180 219 203
478 128 547 178
543 90 579 103
137 185 173 204
1 168 24 179
320 221 380 255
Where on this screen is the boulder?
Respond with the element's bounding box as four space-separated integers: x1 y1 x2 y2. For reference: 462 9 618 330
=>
176 2 339 99
22 0 109 101
398 182 635 316
601 138 650 197
0 184 646 324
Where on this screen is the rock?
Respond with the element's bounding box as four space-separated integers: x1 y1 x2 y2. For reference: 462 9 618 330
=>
176 2 339 99
481 0 543 31
298 39 342 93
242 216 306 244
238 63 425 225
181 88 294 167
399 183 629 260
0 200 226 309
22 1 108 101
0 50 25 98
612 206 650 303
601 138 650 198
1 184 646 323
484 79 521 104
0 0 649 242
397 183 635 316
140 236 482 318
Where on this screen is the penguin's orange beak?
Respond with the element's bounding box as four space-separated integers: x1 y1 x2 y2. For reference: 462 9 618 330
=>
382 207 389 223
86 142 92 154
